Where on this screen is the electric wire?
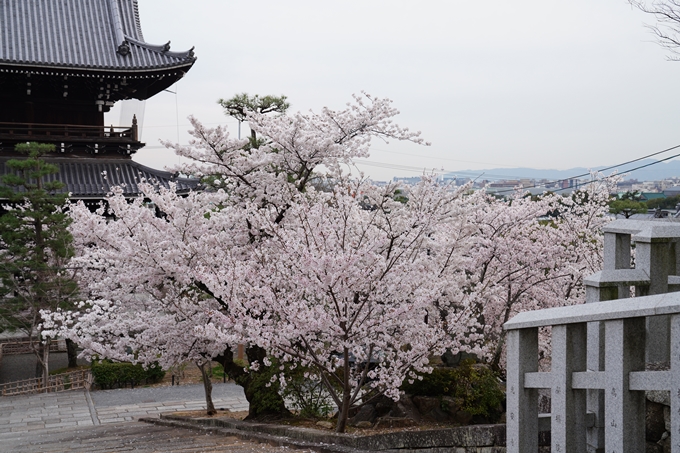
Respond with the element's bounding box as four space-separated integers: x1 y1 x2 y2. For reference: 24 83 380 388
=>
137 131 680 191
547 151 680 194
493 145 680 194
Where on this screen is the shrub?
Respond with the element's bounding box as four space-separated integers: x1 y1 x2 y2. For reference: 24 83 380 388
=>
280 366 334 419
401 359 504 419
211 363 226 380
91 359 165 389
232 358 289 418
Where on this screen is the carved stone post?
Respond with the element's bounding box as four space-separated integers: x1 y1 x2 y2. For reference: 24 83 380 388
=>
604 317 646 453
506 327 539 453
551 322 587 453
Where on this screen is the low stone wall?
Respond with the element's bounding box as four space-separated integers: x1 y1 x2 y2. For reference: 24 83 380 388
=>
155 414 515 452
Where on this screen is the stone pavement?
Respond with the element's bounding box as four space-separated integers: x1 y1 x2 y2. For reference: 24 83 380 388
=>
0 383 249 435
0 384 302 452
0 421 308 452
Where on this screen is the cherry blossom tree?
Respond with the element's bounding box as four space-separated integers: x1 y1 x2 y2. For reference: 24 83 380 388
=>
48 94 434 422
459 178 614 370
43 185 243 414
45 92 613 430
199 178 475 432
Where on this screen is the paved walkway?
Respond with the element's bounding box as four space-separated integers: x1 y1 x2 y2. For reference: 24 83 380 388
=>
0 385 321 452
0 421 306 453
0 383 249 435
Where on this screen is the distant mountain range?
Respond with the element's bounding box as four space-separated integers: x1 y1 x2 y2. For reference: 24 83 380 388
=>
444 159 680 183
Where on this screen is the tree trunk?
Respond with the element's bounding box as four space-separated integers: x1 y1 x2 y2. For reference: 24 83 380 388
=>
197 361 216 415
35 344 43 378
336 347 351 433
216 345 291 420
42 345 50 392
66 339 78 368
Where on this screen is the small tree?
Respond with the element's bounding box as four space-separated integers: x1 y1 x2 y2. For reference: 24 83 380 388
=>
461 180 613 371
609 198 648 218
609 191 647 218
0 143 78 387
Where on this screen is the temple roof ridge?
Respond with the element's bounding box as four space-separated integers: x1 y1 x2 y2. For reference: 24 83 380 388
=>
125 36 195 59
0 0 196 73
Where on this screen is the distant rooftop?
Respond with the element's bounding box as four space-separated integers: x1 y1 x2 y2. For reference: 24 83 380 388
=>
0 0 196 77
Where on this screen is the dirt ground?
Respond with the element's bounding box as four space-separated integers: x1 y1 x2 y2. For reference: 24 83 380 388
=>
149 361 229 387
171 408 459 436
154 362 467 436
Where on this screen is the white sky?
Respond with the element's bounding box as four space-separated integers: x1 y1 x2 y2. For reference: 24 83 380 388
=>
107 0 680 182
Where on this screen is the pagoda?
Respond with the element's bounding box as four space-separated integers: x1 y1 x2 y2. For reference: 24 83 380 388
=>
0 0 198 199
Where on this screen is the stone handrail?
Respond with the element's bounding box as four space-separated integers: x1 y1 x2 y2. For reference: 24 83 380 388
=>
504 292 680 453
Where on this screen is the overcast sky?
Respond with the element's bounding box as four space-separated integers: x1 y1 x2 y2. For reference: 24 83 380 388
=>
107 0 680 182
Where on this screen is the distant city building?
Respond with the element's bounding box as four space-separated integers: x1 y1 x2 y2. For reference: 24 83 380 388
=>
560 178 580 189
392 176 423 185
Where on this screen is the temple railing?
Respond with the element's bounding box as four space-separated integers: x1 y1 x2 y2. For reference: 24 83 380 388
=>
0 121 138 143
505 293 680 453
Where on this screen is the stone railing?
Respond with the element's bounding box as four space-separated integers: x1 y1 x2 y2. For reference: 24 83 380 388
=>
505 292 680 453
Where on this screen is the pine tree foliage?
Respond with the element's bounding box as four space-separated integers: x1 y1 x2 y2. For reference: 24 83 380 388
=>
0 142 78 384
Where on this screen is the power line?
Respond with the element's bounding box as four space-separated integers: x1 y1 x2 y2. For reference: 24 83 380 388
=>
368 146 516 169
559 143 680 182
351 159 533 180
138 140 680 189
506 150 680 195
357 142 680 183
447 142 680 194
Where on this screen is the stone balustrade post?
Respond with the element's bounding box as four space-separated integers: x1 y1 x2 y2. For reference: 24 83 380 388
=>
551 322 587 453
604 317 646 453
506 327 538 453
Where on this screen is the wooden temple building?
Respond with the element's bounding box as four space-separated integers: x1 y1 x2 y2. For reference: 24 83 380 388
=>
0 0 199 200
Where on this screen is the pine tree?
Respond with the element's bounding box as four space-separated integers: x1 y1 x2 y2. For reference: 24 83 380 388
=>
0 142 78 389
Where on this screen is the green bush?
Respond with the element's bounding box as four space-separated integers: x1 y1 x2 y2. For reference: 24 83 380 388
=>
232 358 290 418
401 359 504 419
91 360 165 389
280 366 334 419
211 363 226 380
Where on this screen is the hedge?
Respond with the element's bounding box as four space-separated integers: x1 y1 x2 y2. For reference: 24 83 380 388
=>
91 359 165 389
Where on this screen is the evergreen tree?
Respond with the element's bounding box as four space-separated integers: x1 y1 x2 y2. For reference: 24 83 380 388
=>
217 93 289 149
0 143 78 388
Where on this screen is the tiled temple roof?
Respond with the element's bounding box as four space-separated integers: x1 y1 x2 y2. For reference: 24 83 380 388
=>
0 0 196 73
0 157 200 199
